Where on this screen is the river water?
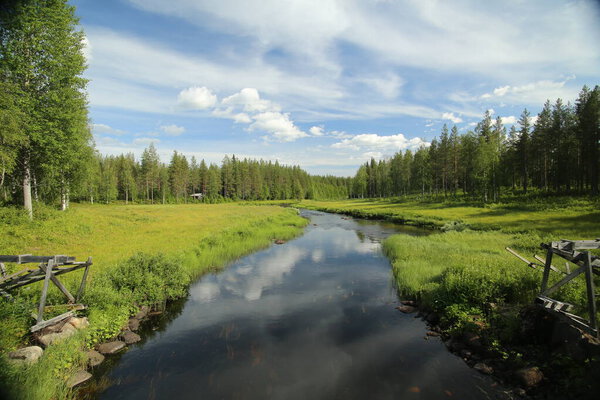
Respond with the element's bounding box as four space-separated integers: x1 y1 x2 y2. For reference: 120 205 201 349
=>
93 210 506 399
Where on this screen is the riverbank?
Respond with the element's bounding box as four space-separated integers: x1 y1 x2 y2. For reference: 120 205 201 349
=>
298 197 600 398
0 203 307 400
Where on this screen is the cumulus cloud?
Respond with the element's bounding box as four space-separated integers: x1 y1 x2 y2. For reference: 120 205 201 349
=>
177 86 217 110
332 133 428 152
309 126 325 136
213 88 307 142
160 124 186 136
441 112 463 124
500 116 517 125
250 112 307 142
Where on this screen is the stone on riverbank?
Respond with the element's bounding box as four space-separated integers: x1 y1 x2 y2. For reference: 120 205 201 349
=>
97 341 126 354
8 346 43 365
128 318 140 331
473 362 493 375
515 367 543 387
121 331 141 344
87 350 105 367
38 323 77 347
396 305 417 313
67 316 89 330
67 370 92 388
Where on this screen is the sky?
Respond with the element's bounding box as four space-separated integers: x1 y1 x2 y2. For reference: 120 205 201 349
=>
72 0 600 176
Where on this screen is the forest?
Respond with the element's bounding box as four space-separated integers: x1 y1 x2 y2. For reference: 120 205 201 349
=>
350 86 600 202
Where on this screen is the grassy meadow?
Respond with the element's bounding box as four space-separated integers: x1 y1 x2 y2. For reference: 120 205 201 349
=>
0 202 307 400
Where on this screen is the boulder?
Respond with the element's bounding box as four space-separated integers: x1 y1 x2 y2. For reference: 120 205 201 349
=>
426 331 440 337
97 341 126 355
128 318 140 331
462 332 484 351
67 317 89 330
67 370 92 388
121 331 141 345
473 362 493 375
8 346 43 365
401 300 417 307
87 350 105 367
38 323 77 347
515 367 543 387
274 239 286 245
396 305 417 314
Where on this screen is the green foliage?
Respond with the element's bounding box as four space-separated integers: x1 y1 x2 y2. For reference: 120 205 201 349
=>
96 253 189 306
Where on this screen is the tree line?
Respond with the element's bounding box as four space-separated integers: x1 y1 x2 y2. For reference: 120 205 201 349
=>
77 145 350 204
350 85 600 201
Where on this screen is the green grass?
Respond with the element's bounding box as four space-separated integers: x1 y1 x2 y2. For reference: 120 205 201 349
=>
0 202 307 400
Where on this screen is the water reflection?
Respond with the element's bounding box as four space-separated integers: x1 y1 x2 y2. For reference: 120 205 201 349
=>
93 210 507 400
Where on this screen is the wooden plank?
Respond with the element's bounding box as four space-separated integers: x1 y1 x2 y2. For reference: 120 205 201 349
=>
0 255 76 264
541 247 553 293
38 262 75 303
30 310 75 333
75 257 92 302
584 252 598 335
535 295 574 312
0 263 5 277
0 268 34 284
533 254 566 275
36 259 54 324
556 239 600 251
506 247 540 270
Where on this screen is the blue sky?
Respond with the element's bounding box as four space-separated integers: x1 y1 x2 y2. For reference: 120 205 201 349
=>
73 0 600 176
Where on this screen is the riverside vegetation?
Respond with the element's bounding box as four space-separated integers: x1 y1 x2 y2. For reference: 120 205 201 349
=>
0 203 307 400
299 195 600 396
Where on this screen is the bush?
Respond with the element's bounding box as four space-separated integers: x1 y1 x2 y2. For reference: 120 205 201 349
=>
94 253 190 307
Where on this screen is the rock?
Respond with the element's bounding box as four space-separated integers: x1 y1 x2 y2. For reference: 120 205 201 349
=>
97 341 126 355
274 239 286 245
515 367 543 387
38 323 77 347
67 370 92 388
473 362 493 375
121 331 141 345
67 317 89 330
401 300 417 306
87 350 105 367
8 346 43 365
134 305 150 320
128 318 140 331
426 331 440 337
396 305 417 314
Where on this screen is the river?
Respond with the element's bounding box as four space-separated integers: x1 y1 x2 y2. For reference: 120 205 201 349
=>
91 210 506 399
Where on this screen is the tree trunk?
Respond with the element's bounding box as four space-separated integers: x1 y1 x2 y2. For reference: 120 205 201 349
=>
23 156 33 219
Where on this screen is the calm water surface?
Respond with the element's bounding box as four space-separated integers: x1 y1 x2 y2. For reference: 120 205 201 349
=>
93 210 506 399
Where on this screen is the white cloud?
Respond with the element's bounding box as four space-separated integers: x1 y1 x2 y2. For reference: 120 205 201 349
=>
309 126 325 136
81 36 92 62
500 116 517 125
250 112 307 142
232 113 252 124
221 88 278 113
441 112 463 124
133 137 160 146
91 123 125 135
160 124 186 136
332 133 428 152
177 86 217 110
